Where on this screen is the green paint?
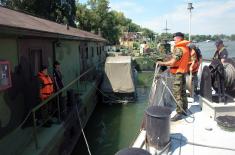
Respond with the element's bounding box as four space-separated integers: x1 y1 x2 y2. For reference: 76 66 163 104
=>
55 40 80 89
0 38 18 71
0 38 18 128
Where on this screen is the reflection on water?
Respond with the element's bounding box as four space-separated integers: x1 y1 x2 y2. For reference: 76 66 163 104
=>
72 72 153 155
197 41 235 59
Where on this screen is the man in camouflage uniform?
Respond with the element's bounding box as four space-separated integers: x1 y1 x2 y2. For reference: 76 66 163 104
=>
157 32 190 121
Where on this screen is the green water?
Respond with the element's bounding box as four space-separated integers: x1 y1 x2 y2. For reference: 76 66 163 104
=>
72 72 154 155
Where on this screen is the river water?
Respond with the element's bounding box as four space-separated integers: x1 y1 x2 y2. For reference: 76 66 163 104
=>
197 40 235 59
72 41 235 155
72 72 153 155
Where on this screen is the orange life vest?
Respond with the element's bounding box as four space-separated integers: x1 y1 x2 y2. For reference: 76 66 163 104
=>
170 40 190 74
38 72 54 100
189 49 200 73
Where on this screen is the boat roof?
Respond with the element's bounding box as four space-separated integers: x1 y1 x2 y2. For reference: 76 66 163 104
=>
0 6 106 42
106 56 132 64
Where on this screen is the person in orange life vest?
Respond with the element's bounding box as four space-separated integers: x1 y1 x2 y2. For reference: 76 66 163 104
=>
157 32 190 121
38 66 54 100
188 43 202 97
37 66 54 127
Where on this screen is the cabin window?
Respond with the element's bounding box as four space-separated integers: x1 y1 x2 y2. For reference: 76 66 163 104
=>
0 61 12 91
91 47 94 57
29 49 42 76
97 46 99 55
85 47 89 59
99 47 102 55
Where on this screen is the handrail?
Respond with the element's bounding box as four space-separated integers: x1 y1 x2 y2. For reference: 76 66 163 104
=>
30 61 104 149
32 62 103 112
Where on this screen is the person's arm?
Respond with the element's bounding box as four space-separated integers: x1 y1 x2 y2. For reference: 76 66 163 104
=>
220 49 228 64
157 47 182 67
189 49 196 72
157 58 177 66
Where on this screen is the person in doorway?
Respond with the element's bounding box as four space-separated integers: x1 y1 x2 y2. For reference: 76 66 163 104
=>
53 61 65 119
157 32 190 121
188 43 202 98
213 39 228 64
37 66 54 127
53 61 64 91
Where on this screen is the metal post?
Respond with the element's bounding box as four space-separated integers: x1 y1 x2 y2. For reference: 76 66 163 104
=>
57 95 61 122
32 111 39 149
188 3 194 41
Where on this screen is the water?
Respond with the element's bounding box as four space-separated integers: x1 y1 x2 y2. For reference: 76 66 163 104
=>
197 41 235 59
72 72 154 155
72 41 235 155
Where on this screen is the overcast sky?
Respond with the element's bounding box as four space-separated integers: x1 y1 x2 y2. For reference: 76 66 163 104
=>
79 0 235 35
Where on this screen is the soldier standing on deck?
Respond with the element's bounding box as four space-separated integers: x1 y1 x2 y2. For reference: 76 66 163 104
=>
157 32 190 121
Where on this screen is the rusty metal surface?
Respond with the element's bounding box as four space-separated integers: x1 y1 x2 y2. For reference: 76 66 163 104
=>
0 6 106 42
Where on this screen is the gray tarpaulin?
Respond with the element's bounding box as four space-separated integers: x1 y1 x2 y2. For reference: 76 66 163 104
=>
101 56 135 93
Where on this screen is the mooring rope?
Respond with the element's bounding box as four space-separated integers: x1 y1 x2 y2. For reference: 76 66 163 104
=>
75 103 92 155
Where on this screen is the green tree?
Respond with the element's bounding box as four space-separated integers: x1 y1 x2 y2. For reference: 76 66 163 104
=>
0 0 76 27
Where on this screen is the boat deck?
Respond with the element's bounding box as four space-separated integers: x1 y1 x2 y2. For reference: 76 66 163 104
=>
133 97 235 155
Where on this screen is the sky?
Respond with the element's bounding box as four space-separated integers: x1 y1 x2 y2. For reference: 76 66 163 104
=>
79 0 235 35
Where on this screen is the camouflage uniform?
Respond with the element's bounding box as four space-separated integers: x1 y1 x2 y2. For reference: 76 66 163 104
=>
172 48 188 114
190 51 199 95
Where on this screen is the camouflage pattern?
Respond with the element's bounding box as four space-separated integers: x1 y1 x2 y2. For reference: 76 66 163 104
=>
190 52 197 61
192 72 198 95
172 47 183 61
172 73 188 114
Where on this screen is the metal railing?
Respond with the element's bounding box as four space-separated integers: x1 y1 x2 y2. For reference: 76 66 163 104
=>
31 62 104 149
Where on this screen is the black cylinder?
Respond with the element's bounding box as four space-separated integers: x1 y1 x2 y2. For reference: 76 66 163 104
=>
115 148 151 155
145 106 171 149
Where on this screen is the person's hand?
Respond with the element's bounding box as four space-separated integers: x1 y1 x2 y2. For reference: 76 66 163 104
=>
157 61 162 66
189 66 193 72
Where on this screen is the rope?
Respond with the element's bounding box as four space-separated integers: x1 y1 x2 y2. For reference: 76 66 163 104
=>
91 84 128 102
171 137 235 152
75 103 92 155
160 79 195 121
224 62 235 87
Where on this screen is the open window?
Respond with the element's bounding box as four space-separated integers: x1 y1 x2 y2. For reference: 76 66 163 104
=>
0 61 12 91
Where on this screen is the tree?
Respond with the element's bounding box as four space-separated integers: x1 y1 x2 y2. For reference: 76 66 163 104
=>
0 0 76 27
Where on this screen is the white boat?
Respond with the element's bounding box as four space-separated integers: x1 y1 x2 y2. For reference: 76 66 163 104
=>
130 58 235 155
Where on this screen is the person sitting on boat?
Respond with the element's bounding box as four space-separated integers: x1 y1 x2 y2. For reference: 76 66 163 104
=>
188 43 202 98
157 32 190 121
213 39 228 64
37 66 54 127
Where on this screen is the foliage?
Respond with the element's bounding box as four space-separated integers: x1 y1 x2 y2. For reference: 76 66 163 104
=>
0 0 76 27
133 42 139 50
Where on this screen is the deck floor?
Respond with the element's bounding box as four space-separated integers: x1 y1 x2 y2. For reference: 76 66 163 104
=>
169 98 235 155
132 97 235 155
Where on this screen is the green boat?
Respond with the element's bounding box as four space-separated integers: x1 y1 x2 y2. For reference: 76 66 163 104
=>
0 6 107 155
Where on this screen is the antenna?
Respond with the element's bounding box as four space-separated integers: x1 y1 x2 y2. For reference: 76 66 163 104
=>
163 20 170 34
188 2 194 41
